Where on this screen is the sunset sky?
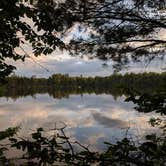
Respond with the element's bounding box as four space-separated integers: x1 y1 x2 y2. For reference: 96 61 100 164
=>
9 52 165 78
8 26 166 78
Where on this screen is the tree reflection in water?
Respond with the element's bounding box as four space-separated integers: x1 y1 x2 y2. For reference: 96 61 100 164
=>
0 73 165 165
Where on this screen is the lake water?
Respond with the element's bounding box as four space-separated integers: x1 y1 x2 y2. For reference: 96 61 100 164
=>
0 93 160 152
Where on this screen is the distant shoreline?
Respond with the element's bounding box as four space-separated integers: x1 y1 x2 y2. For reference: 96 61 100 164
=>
0 72 165 100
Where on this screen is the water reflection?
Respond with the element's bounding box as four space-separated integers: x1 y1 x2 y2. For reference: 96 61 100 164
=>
92 112 128 128
0 94 160 151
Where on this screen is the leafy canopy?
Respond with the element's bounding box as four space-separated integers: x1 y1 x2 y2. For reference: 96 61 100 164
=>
0 0 166 79
0 0 65 80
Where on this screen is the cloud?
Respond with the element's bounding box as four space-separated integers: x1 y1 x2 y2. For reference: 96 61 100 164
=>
0 93 161 151
8 50 165 78
92 112 128 128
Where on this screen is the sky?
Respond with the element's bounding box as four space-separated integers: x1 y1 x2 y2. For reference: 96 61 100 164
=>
9 50 166 78
7 18 165 78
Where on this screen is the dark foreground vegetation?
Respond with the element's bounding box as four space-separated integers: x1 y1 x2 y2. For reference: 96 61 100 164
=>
0 0 165 165
0 72 166 165
0 118 166 166
1 0 166 78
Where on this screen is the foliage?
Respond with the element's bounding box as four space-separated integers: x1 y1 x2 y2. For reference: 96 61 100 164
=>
0 123 165 166
0 0 65 81
27 0 164 69
0 127 19 141
0 127 19 164
102 135 166 166
0 0 166 80
0 73 165 165
125 92 166 115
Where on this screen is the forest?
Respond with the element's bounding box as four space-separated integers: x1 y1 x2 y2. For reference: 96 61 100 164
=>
0 0 166 165
0 72 165 115
3 72 166 93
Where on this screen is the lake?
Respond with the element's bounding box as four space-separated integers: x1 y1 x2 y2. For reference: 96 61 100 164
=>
0 92 160 152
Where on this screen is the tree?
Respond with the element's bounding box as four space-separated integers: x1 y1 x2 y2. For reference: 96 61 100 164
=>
0 0 65 80
0 0 166 80
56 0 166 70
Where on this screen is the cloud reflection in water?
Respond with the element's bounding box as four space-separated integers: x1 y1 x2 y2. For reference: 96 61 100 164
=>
0 94 160 151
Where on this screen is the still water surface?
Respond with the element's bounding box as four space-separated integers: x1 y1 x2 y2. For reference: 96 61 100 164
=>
0 93 159 151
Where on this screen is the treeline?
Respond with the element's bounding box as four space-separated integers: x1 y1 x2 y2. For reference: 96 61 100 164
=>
0 72 166 99
5 72 166 90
